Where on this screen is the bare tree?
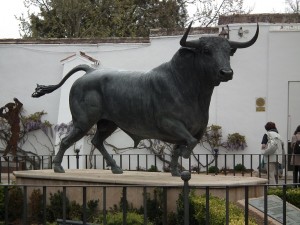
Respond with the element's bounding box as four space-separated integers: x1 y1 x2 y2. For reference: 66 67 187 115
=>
285 0 300 13
187 0 252 27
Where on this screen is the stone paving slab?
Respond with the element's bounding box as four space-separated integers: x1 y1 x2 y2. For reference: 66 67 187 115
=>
249 195 300 225
13 169 267 186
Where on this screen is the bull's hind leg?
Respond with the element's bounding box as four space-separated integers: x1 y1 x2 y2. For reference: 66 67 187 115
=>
53 127 89 173
91 120 123 174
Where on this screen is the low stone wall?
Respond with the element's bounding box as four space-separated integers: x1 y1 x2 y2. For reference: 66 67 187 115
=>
13 169 267 212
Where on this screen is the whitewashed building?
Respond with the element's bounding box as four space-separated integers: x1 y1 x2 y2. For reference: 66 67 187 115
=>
0 14 299 172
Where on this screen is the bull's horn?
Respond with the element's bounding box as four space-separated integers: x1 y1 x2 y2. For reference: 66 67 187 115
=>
229 23 259 49
180 21 195 47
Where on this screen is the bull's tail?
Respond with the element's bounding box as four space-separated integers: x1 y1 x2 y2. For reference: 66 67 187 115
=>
32 64 94 98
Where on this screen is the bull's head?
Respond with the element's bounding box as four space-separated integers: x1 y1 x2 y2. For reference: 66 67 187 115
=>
180 22 259 86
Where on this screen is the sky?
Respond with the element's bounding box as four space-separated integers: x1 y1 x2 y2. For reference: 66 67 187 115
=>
0 0 287 39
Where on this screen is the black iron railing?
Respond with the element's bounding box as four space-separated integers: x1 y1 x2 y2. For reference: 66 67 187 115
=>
0 174 297 225
0 153 294 184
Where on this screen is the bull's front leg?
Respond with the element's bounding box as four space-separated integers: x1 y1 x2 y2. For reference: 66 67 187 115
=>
159 118 198 176
159 118 198 159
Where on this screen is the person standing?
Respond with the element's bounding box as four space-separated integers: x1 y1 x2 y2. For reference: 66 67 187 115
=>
261 122 284 185
291 125 300 186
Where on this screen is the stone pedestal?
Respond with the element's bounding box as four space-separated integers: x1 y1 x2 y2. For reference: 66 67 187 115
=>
14 169 268 212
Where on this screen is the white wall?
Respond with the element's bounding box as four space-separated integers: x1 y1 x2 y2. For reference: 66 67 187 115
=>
0 22 299 171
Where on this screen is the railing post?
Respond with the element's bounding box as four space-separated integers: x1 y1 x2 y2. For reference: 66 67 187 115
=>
263 185 268 225
214 149 219 175
85 155 88 169
43 186 47 225
4 186 8 224
283 184 287 225
103 187 107 225
50 155 53 169
244 186 249 225
205 187 210 225
23 186 27 225
75 149 80 169
162 187 167 225
143 187 148 225
225 186 229 225
129 155 131 171
8 158 10 184
181 171 191 225
63 186 67 223
67 155 70 169
0 157 2 183
122 187 127 225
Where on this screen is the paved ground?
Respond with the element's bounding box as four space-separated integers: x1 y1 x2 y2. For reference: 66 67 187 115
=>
249 195 300 225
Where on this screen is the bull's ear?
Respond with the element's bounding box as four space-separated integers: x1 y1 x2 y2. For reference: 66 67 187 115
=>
179 47 197 54
230 48 237 56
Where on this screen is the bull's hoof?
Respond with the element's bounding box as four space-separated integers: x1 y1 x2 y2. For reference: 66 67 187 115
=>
54 165 65 173
111 166 123 174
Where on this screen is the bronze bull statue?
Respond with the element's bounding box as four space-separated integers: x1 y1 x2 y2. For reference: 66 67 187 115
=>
32 23 259 176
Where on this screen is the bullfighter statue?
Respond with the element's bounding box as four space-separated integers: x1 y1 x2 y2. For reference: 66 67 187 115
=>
0 98 23 160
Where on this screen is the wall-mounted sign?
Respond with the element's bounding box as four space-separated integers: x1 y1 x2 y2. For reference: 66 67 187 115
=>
256 97 266 112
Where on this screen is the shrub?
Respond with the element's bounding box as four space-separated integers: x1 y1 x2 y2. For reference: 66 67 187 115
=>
234 163 246 172
226 132 247 150
8 185 24 223
29 189 43 223
46 190 70 222
95 212 153 225
176 191 258 225
138 188 163 225
176 191 198 225
42 190 98 223
0 186 5 220
147 165 160 172
208 166 219 173
69 201 82 220
191 194 258 225
87 199 99 221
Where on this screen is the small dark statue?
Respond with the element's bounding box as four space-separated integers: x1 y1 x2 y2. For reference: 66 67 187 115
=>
32 23 259 176
0 98 23 160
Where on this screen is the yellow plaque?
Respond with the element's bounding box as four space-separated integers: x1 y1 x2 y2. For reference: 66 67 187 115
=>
256 97 266 112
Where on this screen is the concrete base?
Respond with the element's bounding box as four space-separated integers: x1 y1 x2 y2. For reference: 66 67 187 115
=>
14 169 268 212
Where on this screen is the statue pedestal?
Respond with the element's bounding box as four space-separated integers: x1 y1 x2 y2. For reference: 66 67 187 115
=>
14 169 267 212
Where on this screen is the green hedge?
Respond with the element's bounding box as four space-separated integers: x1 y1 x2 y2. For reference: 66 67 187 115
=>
94 212 153 225
193 194 257 225
177 192 258 225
